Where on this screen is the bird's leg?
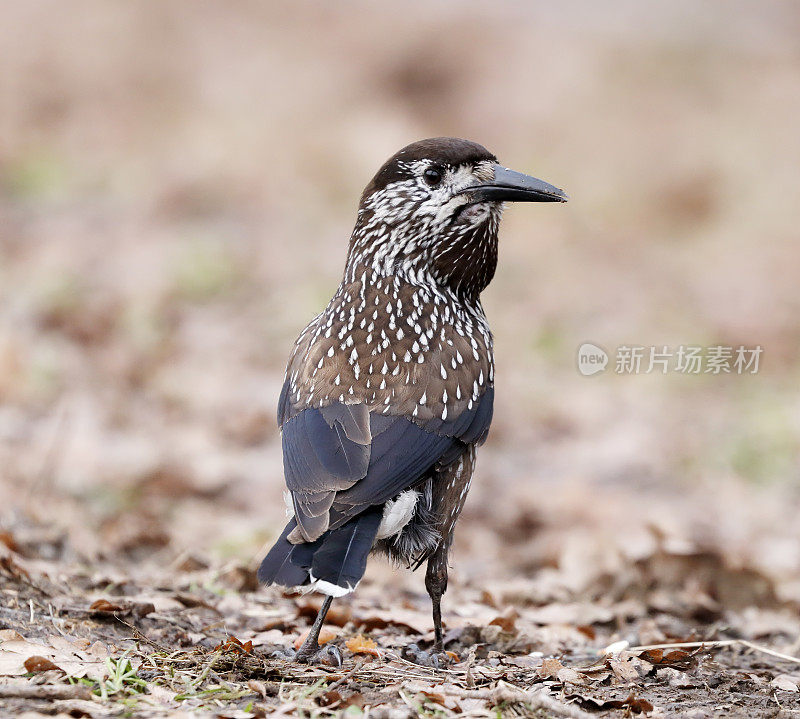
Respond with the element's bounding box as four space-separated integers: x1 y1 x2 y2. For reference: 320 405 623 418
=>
404 545 452 667
295 595 332 659
286 595 342 666
426 546 448 652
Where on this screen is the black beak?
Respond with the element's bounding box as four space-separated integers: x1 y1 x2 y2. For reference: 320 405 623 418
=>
459 164 568 203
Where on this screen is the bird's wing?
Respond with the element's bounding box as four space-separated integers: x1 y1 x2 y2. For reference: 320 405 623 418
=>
279 386 493 541
332 386 493 509
280 401 371 540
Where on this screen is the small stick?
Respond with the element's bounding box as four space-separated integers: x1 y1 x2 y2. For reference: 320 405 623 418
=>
0 684 92 700
113 615 173 654
325 658 366 693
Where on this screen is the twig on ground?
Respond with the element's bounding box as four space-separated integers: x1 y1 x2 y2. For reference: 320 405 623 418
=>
0 683 92 700
113 615 173 654
325 658 366 693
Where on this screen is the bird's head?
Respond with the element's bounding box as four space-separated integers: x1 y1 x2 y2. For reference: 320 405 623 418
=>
347 137 567 299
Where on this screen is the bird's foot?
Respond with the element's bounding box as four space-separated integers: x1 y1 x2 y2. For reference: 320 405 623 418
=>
401 642 452 668
271 643 343 667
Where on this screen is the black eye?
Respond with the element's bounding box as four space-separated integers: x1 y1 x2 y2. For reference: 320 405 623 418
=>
423 166 443 187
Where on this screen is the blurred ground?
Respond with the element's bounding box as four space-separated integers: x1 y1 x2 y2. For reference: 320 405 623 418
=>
2 1 800 716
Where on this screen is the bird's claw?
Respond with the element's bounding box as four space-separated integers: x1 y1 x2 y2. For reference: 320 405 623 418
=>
402 642 452 668
275 643 341 667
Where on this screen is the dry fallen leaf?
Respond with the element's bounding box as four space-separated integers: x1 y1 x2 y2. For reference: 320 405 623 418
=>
345 634 380 657
86 598 155 618
24 655 61 673
90 598 123 613
319 689 343 707
489 608 518 633
538 656 565 679
0 532 19 553
355 609 426 634
609 658 641 684
215 636 254 653
639 648 694 670
557 666 588 686
771 675 799 692
569 691 655 714
0 634 109 680
420 690 447 706
294 628 336 649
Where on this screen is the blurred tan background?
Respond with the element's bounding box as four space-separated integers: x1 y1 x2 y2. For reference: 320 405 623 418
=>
1 1 800 601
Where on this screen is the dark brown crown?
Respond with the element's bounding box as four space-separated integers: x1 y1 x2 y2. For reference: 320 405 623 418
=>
361 137 497 201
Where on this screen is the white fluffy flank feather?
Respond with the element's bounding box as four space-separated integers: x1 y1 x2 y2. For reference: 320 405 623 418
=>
375 489 419 540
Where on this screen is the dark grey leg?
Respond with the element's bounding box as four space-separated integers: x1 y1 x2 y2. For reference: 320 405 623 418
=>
274 595 340 666
425 545 449 652
294 595 333 661
403 544 451 667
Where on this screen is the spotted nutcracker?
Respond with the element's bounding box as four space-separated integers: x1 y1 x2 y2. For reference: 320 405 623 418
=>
259 138 567 664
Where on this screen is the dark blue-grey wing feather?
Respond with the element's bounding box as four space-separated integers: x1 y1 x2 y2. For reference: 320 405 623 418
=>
282 402 371 494
278 379 493 538
332 414 456 508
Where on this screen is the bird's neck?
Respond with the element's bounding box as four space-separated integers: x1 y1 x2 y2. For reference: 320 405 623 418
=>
429 217 499 301
344 211 499 304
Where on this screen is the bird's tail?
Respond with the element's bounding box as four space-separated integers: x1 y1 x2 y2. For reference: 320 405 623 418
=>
257 519 320 587
258 509 382 597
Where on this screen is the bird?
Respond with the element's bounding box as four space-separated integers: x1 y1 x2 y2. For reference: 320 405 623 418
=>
258 137 567 665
